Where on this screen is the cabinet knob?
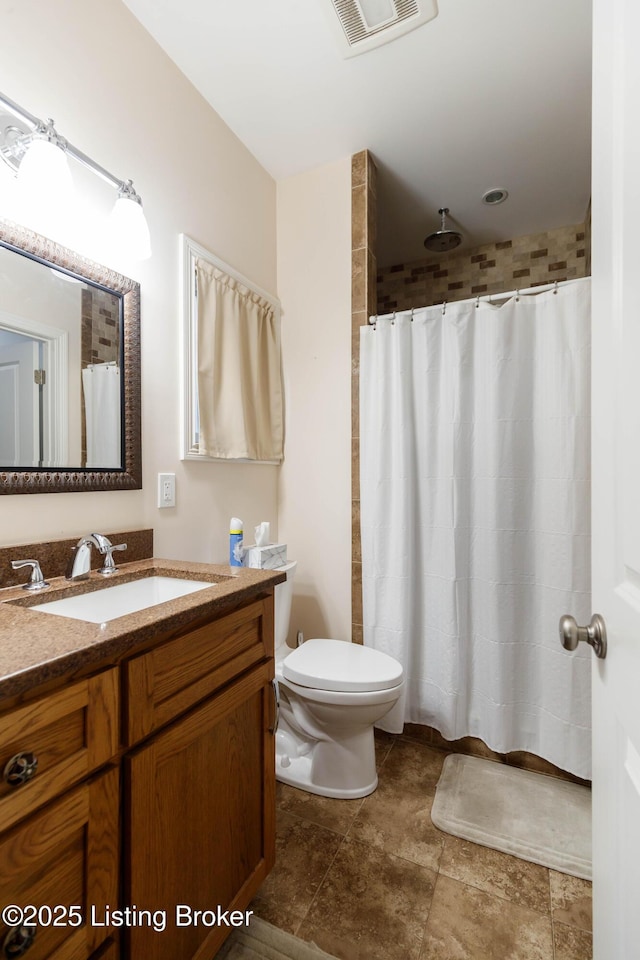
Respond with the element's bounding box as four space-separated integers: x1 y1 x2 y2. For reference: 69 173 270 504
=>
3 752 38 788
3 924 36 957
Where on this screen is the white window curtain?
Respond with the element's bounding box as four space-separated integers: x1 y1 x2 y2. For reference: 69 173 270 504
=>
82 362 121 468
195 257 284 462
360 279 592 778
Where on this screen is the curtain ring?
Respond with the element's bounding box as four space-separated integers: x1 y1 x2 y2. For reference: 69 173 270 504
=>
516 289 520 302
554 281 558 294
475 296 480 309
410 308 414 321
392 311 396 325
442 300 447 316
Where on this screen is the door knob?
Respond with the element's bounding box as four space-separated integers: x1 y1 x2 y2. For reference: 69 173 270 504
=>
559 614 607 659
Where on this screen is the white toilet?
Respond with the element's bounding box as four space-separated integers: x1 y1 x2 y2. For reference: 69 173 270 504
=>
273 561 403 799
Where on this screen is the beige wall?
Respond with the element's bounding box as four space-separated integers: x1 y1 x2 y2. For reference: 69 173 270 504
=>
0 0 278 560
277 158 352 648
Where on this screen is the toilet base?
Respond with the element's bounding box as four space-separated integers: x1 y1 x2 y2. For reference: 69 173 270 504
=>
276 752 378 799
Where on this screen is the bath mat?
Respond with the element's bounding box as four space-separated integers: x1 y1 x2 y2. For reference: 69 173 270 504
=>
431 754 592 880
216 916 338 960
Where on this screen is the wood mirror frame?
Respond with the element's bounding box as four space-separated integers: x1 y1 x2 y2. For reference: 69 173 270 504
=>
0 219 141 494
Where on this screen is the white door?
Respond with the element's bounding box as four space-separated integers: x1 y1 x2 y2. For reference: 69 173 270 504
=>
591 0 640 955
0 337 40 466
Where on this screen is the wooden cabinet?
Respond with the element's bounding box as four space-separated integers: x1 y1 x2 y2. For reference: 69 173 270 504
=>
124 594 276 959
125 659 275 960
0 676 119 960
0 589 276 960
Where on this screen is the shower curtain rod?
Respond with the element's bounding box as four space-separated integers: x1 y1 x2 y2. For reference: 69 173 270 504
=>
368 276 586 324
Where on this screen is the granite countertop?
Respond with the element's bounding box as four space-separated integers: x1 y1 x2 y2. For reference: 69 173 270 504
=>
0 558 285 703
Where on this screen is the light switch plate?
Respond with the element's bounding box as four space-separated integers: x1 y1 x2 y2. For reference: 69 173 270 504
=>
157 472 176 508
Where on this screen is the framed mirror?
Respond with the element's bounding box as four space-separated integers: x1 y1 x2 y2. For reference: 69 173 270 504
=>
0 219 141 493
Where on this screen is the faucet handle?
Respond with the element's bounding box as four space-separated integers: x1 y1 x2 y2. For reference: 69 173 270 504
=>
97 542 127 576
11 559 50 591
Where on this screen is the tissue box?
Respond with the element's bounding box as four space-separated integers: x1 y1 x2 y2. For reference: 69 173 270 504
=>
245 543 287 570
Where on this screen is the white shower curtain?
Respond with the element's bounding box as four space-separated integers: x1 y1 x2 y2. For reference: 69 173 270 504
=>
82 362 121 468
360 279 592 778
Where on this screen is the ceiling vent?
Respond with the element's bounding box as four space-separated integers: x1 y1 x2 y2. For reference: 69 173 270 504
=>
321 0 438 58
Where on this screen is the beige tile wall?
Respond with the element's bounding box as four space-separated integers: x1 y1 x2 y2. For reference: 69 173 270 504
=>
351 150 377 644
81 288 120 366
377 222 589 313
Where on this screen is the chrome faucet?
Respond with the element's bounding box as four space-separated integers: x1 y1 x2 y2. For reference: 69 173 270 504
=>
11 559 50 591
66 533 127 580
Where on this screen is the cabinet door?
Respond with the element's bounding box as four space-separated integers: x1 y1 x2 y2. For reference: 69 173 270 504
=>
0 767 119 960
125 662 275 960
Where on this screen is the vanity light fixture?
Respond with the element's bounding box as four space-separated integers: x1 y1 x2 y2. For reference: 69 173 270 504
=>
0 91 151 260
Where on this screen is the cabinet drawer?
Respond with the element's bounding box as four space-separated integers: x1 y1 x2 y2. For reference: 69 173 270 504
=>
125 596 273 744
0 767 119 960
0 670 119 833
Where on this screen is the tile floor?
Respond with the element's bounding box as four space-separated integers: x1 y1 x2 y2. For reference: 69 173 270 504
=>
250 732 593 960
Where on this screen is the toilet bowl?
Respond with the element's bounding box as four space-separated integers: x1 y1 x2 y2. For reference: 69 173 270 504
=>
273 562 403 799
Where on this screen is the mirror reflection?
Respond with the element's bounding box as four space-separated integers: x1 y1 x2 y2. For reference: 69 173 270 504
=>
0 243 122 469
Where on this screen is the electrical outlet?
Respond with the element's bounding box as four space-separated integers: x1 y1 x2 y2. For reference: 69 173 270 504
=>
157 472 176 508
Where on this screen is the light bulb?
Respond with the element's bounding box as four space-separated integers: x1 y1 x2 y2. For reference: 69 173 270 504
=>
109 193 152 260
16 135 75 240
18 137 73 196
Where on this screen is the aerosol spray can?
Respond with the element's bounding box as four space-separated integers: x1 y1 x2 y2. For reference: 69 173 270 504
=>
229 518 244 566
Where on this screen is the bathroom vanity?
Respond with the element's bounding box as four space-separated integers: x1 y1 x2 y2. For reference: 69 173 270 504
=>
0 558 284 960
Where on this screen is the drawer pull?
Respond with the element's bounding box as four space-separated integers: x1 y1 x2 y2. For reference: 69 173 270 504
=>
3 752 38 788
3 924 36 957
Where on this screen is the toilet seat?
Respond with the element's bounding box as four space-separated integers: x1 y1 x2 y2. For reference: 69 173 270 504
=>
282 638 403 693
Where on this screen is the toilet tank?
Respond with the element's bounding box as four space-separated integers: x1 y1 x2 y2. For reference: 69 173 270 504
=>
274 561 297 659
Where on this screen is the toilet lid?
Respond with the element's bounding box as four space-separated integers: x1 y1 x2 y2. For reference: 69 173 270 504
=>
282 638 403 693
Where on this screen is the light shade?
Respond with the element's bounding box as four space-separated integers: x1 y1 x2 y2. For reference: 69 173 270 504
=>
15 138 75 241
18 137 73 197
109 194 152 261
0 160 18 220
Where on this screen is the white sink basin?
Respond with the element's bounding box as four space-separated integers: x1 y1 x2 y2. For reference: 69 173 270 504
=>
31 576 214 624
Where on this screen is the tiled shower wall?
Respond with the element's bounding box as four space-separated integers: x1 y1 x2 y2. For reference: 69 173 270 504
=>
377 222 589 314
351 150 377 645
81 287 120 366
80 287 120 464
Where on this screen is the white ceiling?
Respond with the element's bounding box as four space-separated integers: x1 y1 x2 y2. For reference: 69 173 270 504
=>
123 0 592 267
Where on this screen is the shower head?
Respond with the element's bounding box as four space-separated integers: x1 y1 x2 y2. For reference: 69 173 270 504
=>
424 208 463 253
